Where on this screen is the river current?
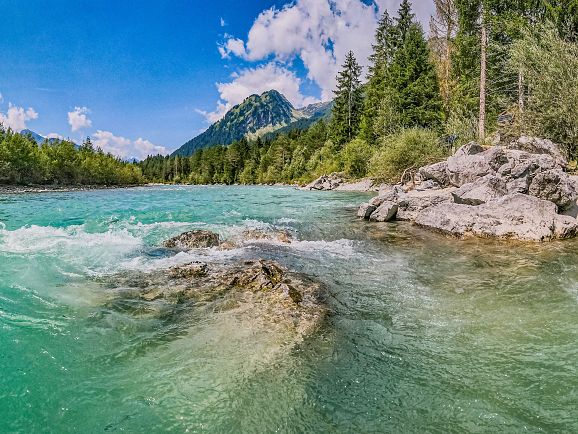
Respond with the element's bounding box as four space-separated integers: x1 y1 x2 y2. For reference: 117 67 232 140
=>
0 185 577 433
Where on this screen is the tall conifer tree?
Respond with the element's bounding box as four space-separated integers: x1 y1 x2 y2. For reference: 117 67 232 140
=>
330 51 363 145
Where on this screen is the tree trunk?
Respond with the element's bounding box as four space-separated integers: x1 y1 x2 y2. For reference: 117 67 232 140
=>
518 69 524 112
478 2 487 142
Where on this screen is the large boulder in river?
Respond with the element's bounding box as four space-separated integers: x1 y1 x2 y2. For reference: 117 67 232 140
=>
528 169 577 210
357 203 377 219
163 230 220 249
452 174 508 206
396 188 456 221
507 136 568 168
369 201 398 222
415 194 578 242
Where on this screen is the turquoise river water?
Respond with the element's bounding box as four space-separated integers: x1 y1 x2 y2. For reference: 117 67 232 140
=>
0 185 577 433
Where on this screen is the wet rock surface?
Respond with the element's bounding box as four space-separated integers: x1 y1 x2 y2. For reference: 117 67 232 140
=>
357 136 578 242
100 257 328 342
163 230 220 249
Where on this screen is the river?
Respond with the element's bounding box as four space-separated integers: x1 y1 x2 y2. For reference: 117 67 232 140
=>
0 185 576 433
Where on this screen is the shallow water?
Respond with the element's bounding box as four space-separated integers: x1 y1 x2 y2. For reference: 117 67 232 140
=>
1 185 577 433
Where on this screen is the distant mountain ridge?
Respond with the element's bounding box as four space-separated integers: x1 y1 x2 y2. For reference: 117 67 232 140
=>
172 90 332 157
20 129 64 145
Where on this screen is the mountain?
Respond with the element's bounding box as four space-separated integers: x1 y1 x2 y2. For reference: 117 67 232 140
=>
20 129 63 145
20 129 48 144
172 90 332 157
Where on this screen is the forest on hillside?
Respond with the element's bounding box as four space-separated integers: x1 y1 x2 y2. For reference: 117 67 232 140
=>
2 1 578 187
0 128 143 186
140 0 578 185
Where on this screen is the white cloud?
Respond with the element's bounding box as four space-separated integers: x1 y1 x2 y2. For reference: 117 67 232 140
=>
220 17 227 27
133 138 169 158
219 37 246 59
0 92 3 103
46 133 64 140
68 106 92 132
92 130 168 160
218 0 435 103
0 103 39 131
198 62 320 123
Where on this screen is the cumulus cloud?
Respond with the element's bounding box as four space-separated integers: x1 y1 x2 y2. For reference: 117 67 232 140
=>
46 133 64 140
0 103 39 131
216 0 435 105
68 106 92 132
198 62 320 123
92 130 168 160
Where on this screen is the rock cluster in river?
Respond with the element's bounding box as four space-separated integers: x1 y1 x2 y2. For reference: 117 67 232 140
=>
104 257 326 340
102 228 325 343
358 137 578 242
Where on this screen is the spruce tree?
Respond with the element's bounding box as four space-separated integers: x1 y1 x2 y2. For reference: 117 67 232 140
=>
330 51 363 145
395 0 415 45
361 11 396 144
387 24 444 130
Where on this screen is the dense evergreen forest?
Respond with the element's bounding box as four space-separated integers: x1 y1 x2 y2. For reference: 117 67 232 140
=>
3 1 578 187
0 128 143 186
141 0 578 185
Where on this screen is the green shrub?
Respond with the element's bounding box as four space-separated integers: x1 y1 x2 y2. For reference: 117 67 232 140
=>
509 25 578 156
341 138 373 178
369 128 446 182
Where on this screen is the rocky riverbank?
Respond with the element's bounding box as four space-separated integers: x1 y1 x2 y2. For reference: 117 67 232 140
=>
357 137 578 242
303 173 381 192
0 184 143 195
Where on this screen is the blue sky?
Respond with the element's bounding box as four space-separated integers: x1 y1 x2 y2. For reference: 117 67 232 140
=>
0 0 433 158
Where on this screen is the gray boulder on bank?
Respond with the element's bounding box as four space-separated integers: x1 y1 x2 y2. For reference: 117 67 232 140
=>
357 136 578 242
369 201 398 222
304 173 344 191
414 194 578 241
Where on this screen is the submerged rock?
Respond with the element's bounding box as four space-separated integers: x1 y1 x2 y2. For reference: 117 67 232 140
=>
102 258 327 341
241 229 293 244
163 230 220 249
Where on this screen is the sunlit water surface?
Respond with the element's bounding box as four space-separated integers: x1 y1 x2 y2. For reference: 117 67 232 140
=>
1 186 577 433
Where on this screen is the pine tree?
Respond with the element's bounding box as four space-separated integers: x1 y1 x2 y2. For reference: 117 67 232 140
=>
383 23 444 131
395 0 415 45
361 11 396 144
330 51 363 145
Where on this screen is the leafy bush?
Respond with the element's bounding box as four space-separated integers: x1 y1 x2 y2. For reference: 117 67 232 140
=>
369 128 446 182
509 25 578 156
341 138 373 178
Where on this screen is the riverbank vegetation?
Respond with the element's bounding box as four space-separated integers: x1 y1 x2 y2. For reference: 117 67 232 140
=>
0 128 143 186
3 1 577 187
140 1 578 185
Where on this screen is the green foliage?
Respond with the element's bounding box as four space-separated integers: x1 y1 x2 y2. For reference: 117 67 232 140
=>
509 25 578 156
0 127 143 186
341 139 373 178
330 51 364 146
369 128 447 182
